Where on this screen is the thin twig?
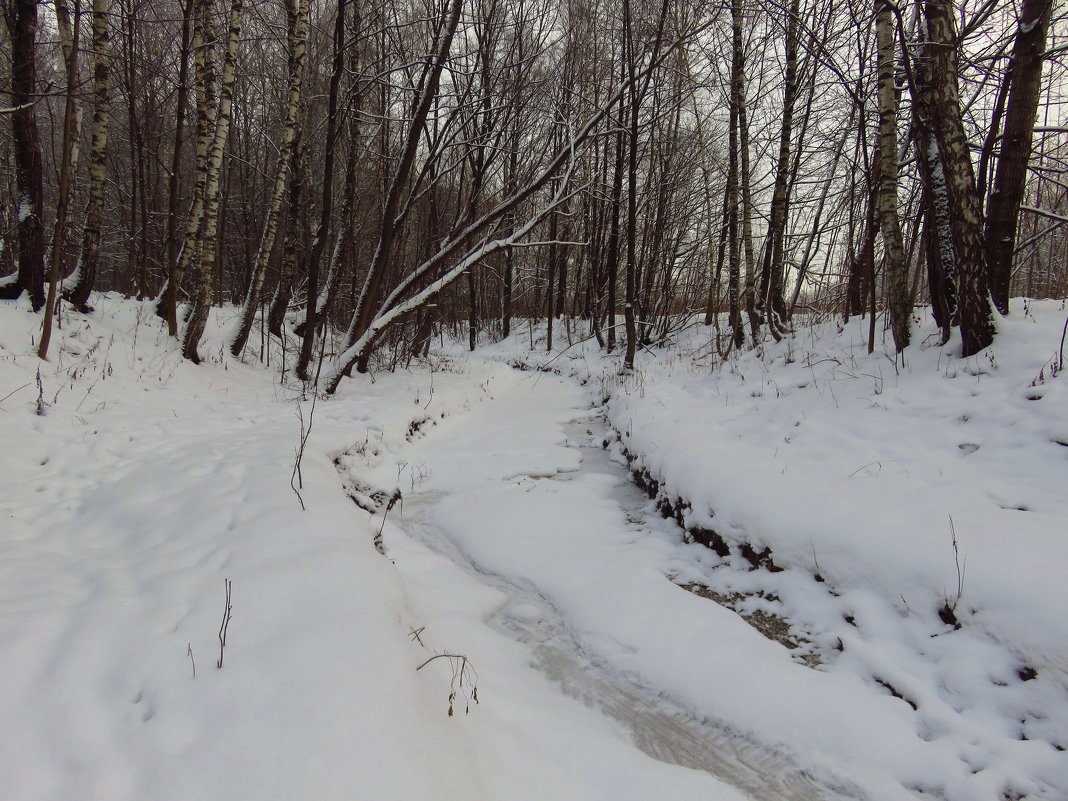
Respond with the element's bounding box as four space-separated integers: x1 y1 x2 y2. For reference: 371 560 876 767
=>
1058 314 1067 372
0 381 32 408
947 515 966 612
217 579 233 669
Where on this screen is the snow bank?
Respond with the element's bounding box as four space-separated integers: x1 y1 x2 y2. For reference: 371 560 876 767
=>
596 304 1068 673
460 301 1068 800
0 295 515 800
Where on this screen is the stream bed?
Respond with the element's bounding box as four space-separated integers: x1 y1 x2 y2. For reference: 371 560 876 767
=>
396 409 863 801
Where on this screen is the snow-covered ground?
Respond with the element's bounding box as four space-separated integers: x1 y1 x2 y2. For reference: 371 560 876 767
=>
2 294 1066 801
458 302 1068 800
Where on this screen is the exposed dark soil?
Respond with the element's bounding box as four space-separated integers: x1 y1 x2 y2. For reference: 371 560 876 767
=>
677 581 821 668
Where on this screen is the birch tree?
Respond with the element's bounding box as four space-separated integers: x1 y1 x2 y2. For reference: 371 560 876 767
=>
38 0 82 360
875 0 909 352
921 0 996 357
157 0 213 335
65 0 113 311
183 0 243 362
229 0 308 357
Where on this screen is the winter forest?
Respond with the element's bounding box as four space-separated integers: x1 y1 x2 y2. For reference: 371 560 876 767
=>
2 0 1068 799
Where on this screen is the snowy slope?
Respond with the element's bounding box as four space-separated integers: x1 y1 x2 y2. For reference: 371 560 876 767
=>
0 295 746 801
3 294 1067 801
461 301 1068 800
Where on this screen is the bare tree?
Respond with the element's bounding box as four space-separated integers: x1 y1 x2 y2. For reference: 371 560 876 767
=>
756 0 802 343
984 0 1054 314
921 0 995 357
0 0 46 310
183 0 244 362
230 0 309 358
65 0 113 311
340 0 464 371
875 0 909 352
39 0 83 360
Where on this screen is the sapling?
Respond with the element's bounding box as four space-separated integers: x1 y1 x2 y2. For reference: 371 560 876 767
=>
217 579 233 668
939 516 966 629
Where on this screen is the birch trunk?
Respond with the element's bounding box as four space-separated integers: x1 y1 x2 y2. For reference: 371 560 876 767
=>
622 0 638 369
38 0 81 361
65 0 111 311
604 105 624 354
266 107 306 339
909 12 957 337
876 0 910 352
922 0 996 357
183 0 243 362
161 0 194 319
51 0 86 258
159 0 213 335
738 74 758 342
230 0 308 357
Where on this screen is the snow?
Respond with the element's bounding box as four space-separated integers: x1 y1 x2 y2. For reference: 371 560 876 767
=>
18 192 33 223
2 293 1067 801
0 295 740 801
454 302 1068 800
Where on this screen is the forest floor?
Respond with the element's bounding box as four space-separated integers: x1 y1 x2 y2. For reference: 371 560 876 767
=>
1 294 1066 801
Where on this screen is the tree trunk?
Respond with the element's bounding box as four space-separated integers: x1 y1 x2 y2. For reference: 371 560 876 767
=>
738 70 758 342
295 0 345 380
183 0 243 362
160 0 214 334
876 0 910 352
922 0 996 357
231 0 308 358
757 0 800 343
300 81 362 342
984 0 1053 314
159 0 194 321
622 0 639 369
267 106 307 340
0 0 46 310
727 0 744 349
65 0 112 311
605 104 624 353
39 0 82 360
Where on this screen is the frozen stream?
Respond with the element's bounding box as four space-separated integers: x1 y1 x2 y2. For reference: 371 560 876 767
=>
389 373 863 801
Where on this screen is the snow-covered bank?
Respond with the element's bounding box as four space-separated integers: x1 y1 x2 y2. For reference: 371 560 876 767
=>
0 296 521 800
0 294 757 801
598 305 1068 668
4 293 1067 801
461 301 1068 800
